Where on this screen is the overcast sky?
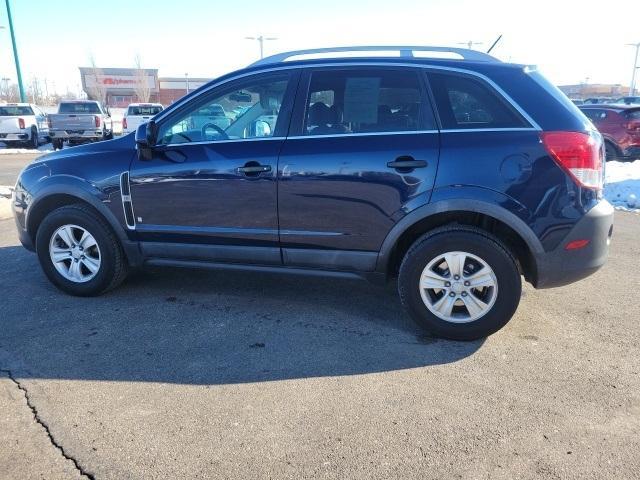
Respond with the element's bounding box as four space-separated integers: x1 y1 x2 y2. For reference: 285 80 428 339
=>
0 0 637 95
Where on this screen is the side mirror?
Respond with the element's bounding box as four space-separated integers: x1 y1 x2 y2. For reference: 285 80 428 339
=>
135 120 157 147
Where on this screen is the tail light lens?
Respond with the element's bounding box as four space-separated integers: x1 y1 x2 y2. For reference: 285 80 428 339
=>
541 131 603 192
122 117 128 130
47 117 52 129
95 115 101 128
18 118 25 129
626 120 640 132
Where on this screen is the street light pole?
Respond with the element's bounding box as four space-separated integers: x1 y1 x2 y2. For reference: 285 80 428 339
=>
4 0 25 102
458 40 484 50
245 35 278 59
627 42 640 96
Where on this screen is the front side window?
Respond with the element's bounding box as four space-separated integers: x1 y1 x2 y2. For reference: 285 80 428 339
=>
428 72 529 130
304 69 430 135
157 73 291 145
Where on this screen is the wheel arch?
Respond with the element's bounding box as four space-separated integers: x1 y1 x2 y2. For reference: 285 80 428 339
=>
377 199 544 284
26 186 142 266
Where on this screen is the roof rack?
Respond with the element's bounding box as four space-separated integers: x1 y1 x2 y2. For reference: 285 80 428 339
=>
250 45 499 67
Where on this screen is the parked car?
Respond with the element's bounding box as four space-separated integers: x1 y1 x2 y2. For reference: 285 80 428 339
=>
579 104 640 160
583 97 616 105
614 96 640 105
122 103 164 135
48 100 113 149
12 46 614 340
0 103 49 149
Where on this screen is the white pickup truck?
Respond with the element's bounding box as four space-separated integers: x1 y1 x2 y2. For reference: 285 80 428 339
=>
0 103 49 149
122 103 164 134
48 100 113 149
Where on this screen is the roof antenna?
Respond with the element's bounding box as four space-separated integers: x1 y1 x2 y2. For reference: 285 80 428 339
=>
487 35 503 54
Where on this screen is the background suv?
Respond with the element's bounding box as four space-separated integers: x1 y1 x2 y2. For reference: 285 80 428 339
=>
580 104 640 160
11 46 614 340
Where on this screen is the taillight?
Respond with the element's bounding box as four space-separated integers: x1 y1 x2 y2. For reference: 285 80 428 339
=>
626 120 640 132
122 117 128 129
541 131 603 191
18 118 25 129
95 116 101 128
47 117 52 129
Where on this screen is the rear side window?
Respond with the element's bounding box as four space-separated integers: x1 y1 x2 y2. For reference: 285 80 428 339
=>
428 72 529 130
304 68 434 135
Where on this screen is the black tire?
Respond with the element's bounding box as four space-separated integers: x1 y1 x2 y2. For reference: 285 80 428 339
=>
52 138 64 150
35 204 128 296
398 226 522 341
26 127 38 149
604 141 618 162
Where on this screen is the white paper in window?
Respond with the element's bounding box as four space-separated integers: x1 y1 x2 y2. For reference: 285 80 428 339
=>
343 77 381 124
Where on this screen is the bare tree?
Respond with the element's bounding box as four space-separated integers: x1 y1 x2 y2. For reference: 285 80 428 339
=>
133 54 151 103
86 54 108 104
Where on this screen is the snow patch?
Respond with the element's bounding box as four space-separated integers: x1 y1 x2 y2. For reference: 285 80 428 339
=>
0 142 53 154
605 160 640 212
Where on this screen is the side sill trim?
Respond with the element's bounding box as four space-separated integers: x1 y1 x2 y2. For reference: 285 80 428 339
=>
144 258 385 284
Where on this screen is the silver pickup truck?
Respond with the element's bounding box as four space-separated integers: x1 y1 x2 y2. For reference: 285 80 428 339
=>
48 100 113 149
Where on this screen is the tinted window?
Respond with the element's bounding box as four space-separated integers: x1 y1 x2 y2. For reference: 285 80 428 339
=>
127 105 163 116
428 72 529 129
581 109 607 122
157 73 290 145
0 106 34 116
59 103 101 114
625 110 640 120
304 69 431 135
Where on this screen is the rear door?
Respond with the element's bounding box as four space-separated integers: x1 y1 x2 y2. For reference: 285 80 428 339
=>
277 66 439 271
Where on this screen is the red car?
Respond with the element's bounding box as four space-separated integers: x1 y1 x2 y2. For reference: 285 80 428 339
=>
580 104 640 160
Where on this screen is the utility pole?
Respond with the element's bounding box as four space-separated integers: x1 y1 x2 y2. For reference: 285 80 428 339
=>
245 35 278 59
4 0 25 102
627 42 640 96
185 72 189 94
458 40 483 50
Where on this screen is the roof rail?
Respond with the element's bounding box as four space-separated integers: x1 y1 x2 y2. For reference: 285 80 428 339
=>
250 45 499 67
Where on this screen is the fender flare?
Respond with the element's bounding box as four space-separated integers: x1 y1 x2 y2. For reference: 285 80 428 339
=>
375 198 544 273
26 178 143 265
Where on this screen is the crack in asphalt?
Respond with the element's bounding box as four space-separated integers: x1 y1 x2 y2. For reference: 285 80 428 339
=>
1 369 95 480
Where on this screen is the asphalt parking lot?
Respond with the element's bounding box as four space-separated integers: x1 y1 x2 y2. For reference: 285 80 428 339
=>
0 152 639 479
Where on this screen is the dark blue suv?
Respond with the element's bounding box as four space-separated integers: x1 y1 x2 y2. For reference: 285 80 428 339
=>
12 46 614 340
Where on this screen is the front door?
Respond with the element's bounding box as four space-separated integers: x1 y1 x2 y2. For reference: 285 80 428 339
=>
128 71 297 265
277 67 440 272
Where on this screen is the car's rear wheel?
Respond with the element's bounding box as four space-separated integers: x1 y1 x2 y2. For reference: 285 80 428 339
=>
26 127 38 149
52 138 63 150
398 226 521 340
35 204 128 296
604 141 618 161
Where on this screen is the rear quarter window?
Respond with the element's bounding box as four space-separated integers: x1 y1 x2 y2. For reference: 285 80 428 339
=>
428 72 529 130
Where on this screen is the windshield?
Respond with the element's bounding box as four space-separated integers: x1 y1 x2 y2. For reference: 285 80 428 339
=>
0 106 34 116
59 103 101 114
127 105 163 116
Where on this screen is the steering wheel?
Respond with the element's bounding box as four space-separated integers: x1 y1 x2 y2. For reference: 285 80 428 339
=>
201 122 229 141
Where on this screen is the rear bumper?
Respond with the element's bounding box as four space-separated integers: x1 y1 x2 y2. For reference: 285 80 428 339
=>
533 200 614 289
0 132 30 141
49 130 103 141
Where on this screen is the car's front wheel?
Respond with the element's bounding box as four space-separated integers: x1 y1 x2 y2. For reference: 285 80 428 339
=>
398 226 521 340
36 204 128 296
